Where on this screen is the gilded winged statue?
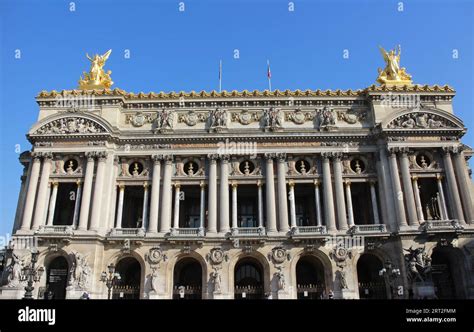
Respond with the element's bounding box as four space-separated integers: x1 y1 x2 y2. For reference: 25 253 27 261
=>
78 50 113 89
377 45 412 85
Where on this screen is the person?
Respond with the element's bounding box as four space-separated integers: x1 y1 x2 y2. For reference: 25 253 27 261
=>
80 292 90 300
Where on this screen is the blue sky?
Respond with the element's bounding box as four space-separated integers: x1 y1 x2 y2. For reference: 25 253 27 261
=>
0 0 473 237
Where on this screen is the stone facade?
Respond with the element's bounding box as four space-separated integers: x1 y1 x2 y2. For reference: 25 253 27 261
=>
1 84 474 299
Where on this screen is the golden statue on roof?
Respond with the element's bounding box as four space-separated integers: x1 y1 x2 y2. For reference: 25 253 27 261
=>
377 45 412 86
78 50 113 90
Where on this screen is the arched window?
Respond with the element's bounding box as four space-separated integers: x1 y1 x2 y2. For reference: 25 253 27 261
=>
296 255 326 299
45 256 69 299
173 258 202 299
234 258 264 299
113 257 141 299
357 254 388 299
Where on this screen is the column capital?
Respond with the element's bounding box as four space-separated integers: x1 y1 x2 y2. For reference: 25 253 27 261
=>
231 181 238 189
76 179 83 187
207 153 219 163
331 152 344 161
257 180 263 187
344 179 351 186
368 179 377 186
442 146 460 155
152 154 164 163
411 175 418 181
436 173 444 181
200 180 206 189
288 180 295 188
313 179 320 187
163 154 174 164
321 152 331 160
173 182 181 189
32 151 53 160
276 153 287 162
143 181 149 189
50 180 59 188
118 182 125 190
220 154 230 163
264 152 277 161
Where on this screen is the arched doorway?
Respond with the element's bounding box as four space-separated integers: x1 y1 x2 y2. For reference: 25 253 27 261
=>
234 257 264 299
431 248 465 299
296 255 326 299
45 256 69 299
113 257 141 299
173 257 202 299
357 254 388 299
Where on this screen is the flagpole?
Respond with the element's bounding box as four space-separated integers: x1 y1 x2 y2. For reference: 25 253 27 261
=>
267 60 272 91
219 60 222 93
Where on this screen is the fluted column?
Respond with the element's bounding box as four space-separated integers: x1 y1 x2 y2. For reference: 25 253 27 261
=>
231 182 238 229
31 153 53 230
264 154 278 234
314 180 322 227
378 148 397 231
173 183 181 229
436 174 448 220
219 156 230 233
322 154 336 232
276 153 289 233
148 155 162 233
207 154 218 234
46 181 59 226
442 148 465 224
78 152 95 231
115 183 125 229
411 176 424 222
20 154 41 230
333 154 348 231
159 155 174 233
344 180 354 227
453 150 474 223
288 181 297 229
369 181 380 225
257 180 264 228
388 149 408 228
142 182 149 230
199 181 206 233
72 180 82 229
89 152 108 231
399 151 419 226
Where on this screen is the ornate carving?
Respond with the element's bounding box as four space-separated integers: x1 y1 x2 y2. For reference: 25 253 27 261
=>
153 109 175 133
337 109 367 124
387 113 456 129
78 50 113 89
146 247 167 265
68 251 91 290
35 117 106 134
317 106 337 130
274 266 286 291
286 109 314 125
4 252 25 288
210 266 222 294
206 248 228 265
404 246 432 284
126 112 152 127
209 108 228 131
178 110 205 126
377 45 412 85
268 247 290 265
263 107 283 131
330 246 353 268
232 110 260 125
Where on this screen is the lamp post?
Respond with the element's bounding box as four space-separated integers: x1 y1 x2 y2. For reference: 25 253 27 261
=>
379 259 401 299
23 247 44 299
100 263 121 300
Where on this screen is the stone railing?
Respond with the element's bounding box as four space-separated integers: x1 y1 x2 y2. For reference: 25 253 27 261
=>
290 225 327 236
108 228 145 237
421 220 464 232
231 227 266 237
169 228 205 237
349 224 387 234
36 225 74 235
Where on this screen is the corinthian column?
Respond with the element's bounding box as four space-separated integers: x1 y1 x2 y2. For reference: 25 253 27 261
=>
20 154 42 230
115 183 125 229
276 153 289 233
264 153 277 234
436 174 448 220
453 150 474 223
399 151 419 226
344 180 354 227
332 153 348 231
148 155 162 233
78 152 95 231
412 176 424 223
219 155 230 234
199 181 206 234
142 182 149 230
173 182 181 229
257 180 264 228
207 154 218 234
322 153 336 232
388 148 408 228
89 151 108 231
314 180 322 227
231 182 238 230
46 181 59 226
288 181 297 229
442 148 465 224
378 147 397 231
159 154 174 233
72 180 82 229
369 181 380 225
31 153 53 230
